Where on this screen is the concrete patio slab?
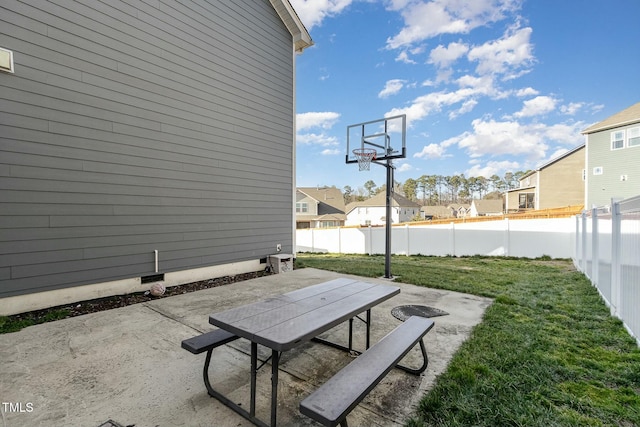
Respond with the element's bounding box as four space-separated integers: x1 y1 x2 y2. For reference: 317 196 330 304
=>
0 268 492 427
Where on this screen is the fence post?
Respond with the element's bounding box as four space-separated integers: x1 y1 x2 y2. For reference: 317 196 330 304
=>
337 226 342 254
581 211 588 274
405 224 410 256
574 214 580 268
449 222 456 256
311 228 315 253
368 225 373 256
591 207 599 286
504 218 510 257
610 199 622 317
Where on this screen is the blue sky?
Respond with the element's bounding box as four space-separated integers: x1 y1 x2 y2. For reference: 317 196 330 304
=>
290 0 640 192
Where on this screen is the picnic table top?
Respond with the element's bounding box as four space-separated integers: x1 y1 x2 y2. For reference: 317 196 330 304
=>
209 277 400 351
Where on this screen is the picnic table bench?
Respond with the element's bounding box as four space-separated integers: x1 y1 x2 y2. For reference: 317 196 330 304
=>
299 315 434 427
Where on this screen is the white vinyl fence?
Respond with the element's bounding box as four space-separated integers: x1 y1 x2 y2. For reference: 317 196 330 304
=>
574 195 640 346
296 217 575 259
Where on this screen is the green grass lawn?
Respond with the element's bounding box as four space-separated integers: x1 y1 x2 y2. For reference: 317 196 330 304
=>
295 254 640 427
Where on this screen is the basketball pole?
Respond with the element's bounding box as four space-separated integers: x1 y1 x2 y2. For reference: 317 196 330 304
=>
347 114 406 281
384 158 394 279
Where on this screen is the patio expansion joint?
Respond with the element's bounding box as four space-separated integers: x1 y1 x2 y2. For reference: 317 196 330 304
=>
140 302 203 333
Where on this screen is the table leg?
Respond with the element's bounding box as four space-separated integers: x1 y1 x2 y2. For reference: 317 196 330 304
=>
348 318 353 352
250 342 257 417
366 309 371 349
270 349 280 427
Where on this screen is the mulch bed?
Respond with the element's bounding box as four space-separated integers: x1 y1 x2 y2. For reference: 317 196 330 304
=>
8 271 271 325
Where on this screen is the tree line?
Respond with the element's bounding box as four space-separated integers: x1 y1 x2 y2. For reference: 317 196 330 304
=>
342 171 529 205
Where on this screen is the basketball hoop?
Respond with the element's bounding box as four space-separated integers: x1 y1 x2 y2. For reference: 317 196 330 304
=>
352 148 377 171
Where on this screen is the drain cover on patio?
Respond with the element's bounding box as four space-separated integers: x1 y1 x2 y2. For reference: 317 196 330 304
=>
391 305 449 322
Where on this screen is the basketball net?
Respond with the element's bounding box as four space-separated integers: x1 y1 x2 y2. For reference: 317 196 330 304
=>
352 148 377 171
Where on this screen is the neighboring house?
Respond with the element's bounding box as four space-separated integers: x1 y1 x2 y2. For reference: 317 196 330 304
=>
421 205 452 220
449 203 470 218
469 200 503 217
345 192 422 226
421 204 470 219
581 102 640 208
296 187 346 229
504 144 585 212
0 0 312 315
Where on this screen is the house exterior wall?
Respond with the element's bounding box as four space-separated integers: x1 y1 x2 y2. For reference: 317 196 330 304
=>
346 206 420 226
296 193 319 216
538 146 585 209
0 0 296 301
505 184 536 212
346 207 387 226
586 124 640 207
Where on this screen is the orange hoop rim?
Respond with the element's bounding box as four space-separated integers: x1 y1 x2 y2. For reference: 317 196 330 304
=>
352 148 377 171
352 148 377 160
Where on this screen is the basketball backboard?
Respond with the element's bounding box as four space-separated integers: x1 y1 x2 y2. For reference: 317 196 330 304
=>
345 114 406 165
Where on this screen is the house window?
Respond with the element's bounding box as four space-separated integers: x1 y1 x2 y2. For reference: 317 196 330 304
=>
320 221 338 228
518 193 534 209
628 127 640 147
296 202 308 213
611 130 625 150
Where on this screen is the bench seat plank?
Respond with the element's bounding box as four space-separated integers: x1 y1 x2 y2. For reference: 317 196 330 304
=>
181 329 239 354
300 316 434 426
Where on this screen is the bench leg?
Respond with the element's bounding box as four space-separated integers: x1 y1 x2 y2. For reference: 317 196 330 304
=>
202 345 271 427
395 338 429 375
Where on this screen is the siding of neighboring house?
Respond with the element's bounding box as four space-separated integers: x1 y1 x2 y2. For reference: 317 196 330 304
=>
538 147 585 208
295 187 346 228
345 193 421 226
0 1 309 304
296 192 320 216
582 103 640 207
505 145 585 211
506 184 536 212
469 199 503 217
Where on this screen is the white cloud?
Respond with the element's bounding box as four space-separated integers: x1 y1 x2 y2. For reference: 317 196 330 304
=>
397 161 414 172
379 79 406 98
512 95 557 118
296 132 339 146
444 118 585 162
321 148 341 155
515 87 539 97
449 99 478 119
386 80 497 126
546 148 569 162
428 41 469 68
414 143 447 159
465 160 521 178
543 121 587 145
395 51 417 64
560 102 584 115
296 112 340 131
386 0 522 49
457 119 548 159
289 0 353 30
467 26 534 77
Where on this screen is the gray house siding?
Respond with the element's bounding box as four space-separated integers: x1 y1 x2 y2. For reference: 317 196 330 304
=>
586 124 640 208
1 0 297 298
